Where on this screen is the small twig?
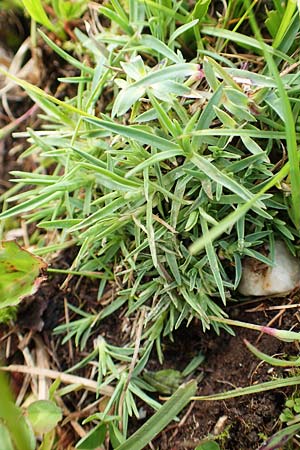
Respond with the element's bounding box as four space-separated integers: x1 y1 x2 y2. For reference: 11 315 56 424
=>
247 303 300 312
0 365 114 395
34 335 50 400
152 214 177 233
280 61 300 77
0 103 39 139
255 298 294 344
64 297 74 362
169 401 196 440
63 398 102 422
16 374 31 407
17 331 38 396
57 396 88 441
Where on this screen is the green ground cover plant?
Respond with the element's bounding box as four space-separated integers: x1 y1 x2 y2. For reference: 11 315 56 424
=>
2 0 300 448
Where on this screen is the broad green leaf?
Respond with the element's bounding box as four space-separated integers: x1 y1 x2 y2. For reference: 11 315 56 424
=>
27 400 62 434
113 63 198 116
195 442 221 450
0 241 47 309
21 0 56 32
76 423 106 449
265 9 282 38
0 424 14 450
192 0 211 22
143 369 183 394
141 35 183 62
0 372 35 450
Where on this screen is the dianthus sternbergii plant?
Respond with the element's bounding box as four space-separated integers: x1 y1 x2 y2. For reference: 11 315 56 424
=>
1 0 300 447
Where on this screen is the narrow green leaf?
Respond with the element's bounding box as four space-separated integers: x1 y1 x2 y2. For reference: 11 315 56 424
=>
244 340 300 367
165 252 181 285
194 376 300 401
125 149 184 178
99 5 133 35
39 31 94 75
191 154 265 208
273 0 297 48
257 423 300 450
188 128 293 139
79 163 141 191
200 217 225 303
130 63 199 90
39 219 81 229
84 118 181 151
0 192 60 219
190 159 294 254
168 19 199 45
115 380 197 450
246 0 300 228
201 26 294 62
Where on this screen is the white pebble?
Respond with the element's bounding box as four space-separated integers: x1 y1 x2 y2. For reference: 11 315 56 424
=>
238 240 300 296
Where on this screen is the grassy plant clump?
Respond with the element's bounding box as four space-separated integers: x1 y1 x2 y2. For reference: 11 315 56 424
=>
1 0 300 446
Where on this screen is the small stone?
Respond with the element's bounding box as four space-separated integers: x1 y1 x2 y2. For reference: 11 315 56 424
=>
238 240 300 296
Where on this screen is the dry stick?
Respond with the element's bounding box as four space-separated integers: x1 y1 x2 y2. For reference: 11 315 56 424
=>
16 374 31 407
17 332 38 396
246 303 300 312
255 298 294 344
57 396 88 441
118 308 146 429
0 103 39 139
64 296 74 362
169 400 196 441
0 365 114 395
34 335 51 400
64 398 102 422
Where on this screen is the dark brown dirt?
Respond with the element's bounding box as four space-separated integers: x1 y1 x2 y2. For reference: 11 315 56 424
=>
149 317 296 450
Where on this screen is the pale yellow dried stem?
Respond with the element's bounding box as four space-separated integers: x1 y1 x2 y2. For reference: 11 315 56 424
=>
0 365 114 396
